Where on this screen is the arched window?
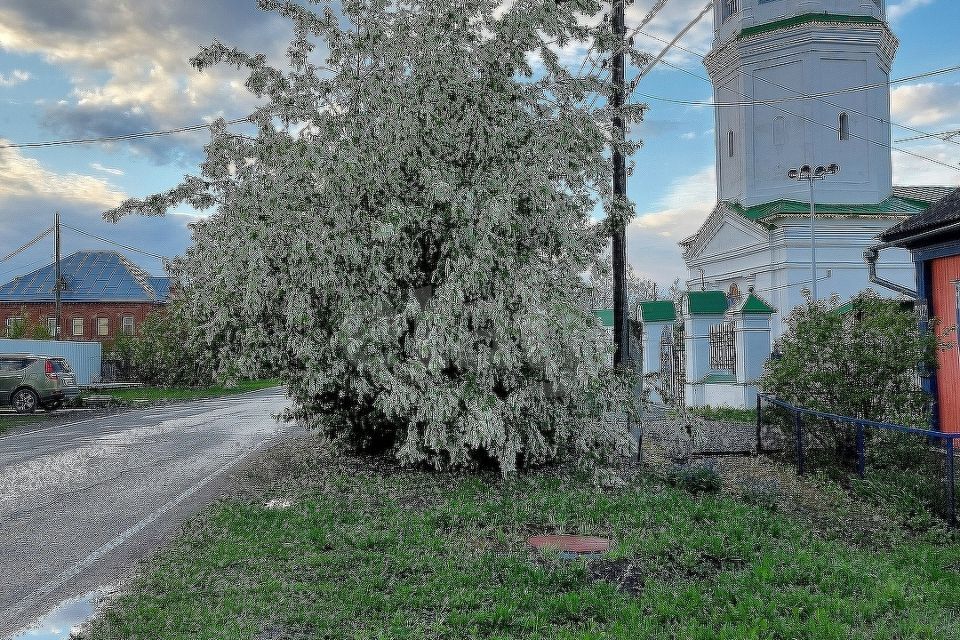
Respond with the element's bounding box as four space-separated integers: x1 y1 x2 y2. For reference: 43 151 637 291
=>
839 112 849 141
728 130 735 157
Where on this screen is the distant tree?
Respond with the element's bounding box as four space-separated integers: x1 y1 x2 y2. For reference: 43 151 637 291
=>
587 251 659 311
106 0 647 473
6 307 51 340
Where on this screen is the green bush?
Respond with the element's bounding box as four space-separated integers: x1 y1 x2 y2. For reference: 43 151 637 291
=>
125 306 214 387
666 462 722 494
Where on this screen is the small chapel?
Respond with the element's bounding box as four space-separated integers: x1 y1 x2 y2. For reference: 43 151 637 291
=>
680 0 952 339
640 0 954 409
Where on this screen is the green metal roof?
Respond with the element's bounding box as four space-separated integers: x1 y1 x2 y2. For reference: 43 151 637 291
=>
728 196 929 223
700 372 737 385
639 300 676 323
739 293 776 315
738 13 885 41
593 309 614 328
687 291 728 315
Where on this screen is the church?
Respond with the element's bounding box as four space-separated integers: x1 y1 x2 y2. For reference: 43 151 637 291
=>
680 0 953 339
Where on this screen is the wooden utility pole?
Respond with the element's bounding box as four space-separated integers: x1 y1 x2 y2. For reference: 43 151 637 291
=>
54 211 61 339
611 0 630 368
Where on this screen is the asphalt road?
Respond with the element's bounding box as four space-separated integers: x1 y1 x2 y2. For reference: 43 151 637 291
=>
0 386 291 637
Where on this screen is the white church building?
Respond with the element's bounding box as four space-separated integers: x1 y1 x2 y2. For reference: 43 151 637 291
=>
639 0 954 409
680 0 953 339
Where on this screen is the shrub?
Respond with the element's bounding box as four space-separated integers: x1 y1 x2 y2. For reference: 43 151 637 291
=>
666 462 722 494
125 306 214 387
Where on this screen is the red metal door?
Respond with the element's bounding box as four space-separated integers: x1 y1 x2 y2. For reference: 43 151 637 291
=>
930 255 960 434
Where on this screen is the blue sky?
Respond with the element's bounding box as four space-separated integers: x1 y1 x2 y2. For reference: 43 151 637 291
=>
1 0 958 287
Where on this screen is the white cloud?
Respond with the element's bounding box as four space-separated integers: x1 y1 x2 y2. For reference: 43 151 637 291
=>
627 165 716 283
0 143 125 206
0 69 31 87
892 140 960 187
680 131 696 140
89 162 125 176
891 82 960 128
887 0 934 22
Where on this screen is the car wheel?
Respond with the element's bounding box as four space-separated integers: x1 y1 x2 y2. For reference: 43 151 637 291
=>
12 388 39 414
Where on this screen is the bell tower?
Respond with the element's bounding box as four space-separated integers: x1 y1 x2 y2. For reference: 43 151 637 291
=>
706 0 897 207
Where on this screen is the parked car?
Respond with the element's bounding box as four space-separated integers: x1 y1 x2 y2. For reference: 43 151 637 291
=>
0 353 79 413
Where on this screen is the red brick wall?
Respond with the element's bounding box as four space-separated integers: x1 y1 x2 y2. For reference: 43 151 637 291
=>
0 301 166 343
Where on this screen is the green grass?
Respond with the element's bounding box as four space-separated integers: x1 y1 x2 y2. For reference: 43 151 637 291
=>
84 449 960 640
84 379 280 404
0 412 47 434
690 405 758 424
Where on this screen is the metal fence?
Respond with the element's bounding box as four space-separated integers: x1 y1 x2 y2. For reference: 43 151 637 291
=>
757 394 958 527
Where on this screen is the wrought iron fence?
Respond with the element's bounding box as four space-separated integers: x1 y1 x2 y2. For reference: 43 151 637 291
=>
709 321 736 372
757 394 958 527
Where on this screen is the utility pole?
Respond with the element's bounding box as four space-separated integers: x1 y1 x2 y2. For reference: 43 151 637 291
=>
611 0 630 368
54 211 61 339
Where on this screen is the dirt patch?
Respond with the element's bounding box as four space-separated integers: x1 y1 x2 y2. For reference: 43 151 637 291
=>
586 549 748 595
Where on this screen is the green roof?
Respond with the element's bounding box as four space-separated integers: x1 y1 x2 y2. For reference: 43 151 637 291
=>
738 13 885 41
639 300 676 323
728 196 930 223
687 291 728 315
593 309 614 328
701 372 737 385
739 293 776 315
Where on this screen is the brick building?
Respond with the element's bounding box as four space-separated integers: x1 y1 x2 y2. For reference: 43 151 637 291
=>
0 250 170 342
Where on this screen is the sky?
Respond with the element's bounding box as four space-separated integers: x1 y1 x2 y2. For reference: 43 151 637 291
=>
0 0 958 287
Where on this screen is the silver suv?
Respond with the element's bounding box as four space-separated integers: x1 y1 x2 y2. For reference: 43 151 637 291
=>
0 354 80 413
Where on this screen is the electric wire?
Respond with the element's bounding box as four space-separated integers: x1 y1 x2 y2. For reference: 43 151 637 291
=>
650 56 959 172
631 28 960 148
1 227 54 263
0 117 254 150
60 224 171 261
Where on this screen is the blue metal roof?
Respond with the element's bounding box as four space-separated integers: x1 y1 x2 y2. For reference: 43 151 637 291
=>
0 250 170 303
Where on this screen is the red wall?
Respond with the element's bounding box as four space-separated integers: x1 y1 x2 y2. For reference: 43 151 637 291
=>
930 254 960 434
0 301 165 343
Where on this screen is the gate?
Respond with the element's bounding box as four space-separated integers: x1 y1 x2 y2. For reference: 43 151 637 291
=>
659 323 685 405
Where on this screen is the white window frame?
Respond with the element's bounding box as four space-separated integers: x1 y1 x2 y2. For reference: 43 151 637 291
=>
47 317 58 337
97 317 109 337
5 317 22 337
122 315 135 335
72 317 84 337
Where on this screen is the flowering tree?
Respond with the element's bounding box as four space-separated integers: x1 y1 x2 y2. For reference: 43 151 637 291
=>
106 0 647 473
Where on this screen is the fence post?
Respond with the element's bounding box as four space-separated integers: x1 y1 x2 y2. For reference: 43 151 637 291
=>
794 410 805 476
947 439 956 527
856 424 866 478
755 394 763 455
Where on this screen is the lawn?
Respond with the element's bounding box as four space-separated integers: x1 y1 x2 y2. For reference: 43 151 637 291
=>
83 379 281 404
82 439 960 640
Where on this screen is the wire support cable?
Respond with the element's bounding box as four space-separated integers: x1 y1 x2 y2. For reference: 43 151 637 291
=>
60 224 171 262
0 117 253 150
1 227 54 263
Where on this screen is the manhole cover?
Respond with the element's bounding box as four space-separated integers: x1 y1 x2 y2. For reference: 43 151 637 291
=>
528 535 610 556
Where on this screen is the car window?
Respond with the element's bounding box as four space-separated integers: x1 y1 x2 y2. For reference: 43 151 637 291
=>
51 359 72 373
0 358 29 372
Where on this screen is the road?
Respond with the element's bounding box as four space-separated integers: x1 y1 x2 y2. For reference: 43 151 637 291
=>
0 386 291 637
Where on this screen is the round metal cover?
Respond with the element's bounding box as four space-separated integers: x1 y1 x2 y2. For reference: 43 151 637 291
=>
528 534 610 555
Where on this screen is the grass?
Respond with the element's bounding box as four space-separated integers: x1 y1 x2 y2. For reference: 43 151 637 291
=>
82 379 280 404
690 405 758 424
83 441 960 640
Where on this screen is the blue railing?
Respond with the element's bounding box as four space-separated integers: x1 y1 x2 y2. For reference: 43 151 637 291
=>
757 393 958 526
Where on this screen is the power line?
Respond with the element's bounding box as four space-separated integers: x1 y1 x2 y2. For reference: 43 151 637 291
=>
60 224 171 262
631 28 960 148
0 117 253 150
896 129 960 144
650 56 959 172
1 227 53 263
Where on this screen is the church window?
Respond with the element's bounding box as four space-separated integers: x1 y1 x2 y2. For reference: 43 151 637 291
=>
728 130 735 157
839 112 850 141
720 0 739 22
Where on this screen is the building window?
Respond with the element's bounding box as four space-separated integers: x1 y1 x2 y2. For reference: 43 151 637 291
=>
97 317 109 336
122 316 135 335
72 317 84 337
839 112 849 141
47 317 57 338
720 0 739 23
728 130 735 157
5 317 23 337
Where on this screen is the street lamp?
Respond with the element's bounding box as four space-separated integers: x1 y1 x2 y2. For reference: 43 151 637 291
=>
786 163 840 302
